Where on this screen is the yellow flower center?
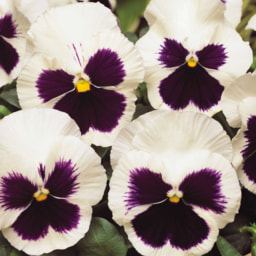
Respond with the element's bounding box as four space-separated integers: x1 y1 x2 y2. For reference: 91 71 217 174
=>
33 188 50 202
187 56 197 68
167 190 183 204
76 79 91 93
168 195 181 203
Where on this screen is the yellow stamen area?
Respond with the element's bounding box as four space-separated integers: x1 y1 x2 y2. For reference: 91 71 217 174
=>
76 79 91 93
33 189 50 202
168 195 181 204
187 57 197 68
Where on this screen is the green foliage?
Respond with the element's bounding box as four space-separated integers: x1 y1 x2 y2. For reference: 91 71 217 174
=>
116 0 148 32
76 217 128 256
0 80 20 119
216 236 243 256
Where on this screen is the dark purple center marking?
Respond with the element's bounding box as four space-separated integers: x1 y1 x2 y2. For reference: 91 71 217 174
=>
0 159 81 241
0 14 19 74
0 172 37 210
0 14 18 39
179 168 227 213
36 69 75 103
242 115 256 183
36 48 127 134
45 159 79 198
84 48 125 87
126 167 226 249
125 167 172 211
132 200 209 249
158 39 227 110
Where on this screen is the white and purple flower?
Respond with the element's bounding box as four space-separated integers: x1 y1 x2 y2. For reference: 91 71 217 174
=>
136 0 252 115
221 71 256 194
0 108 107 255
109 110 241 256
16 3 144 146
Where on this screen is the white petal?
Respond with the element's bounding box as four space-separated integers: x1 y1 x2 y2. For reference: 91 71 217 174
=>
14 0 49 23
111 110 232 169
0 108 80 171
246 14 256 30
232 127 246 170
144 0 225 29
27 2 120 58
208 24 253 83
224 0 242 27
44 136 107 205
221 72 256 127
2 199 92 255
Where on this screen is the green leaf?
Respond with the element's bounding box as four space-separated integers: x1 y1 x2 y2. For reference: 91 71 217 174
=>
0 105 11 118
124 32 138 43
116 0 148 32
76 217 128 256
0 88 20 109
216 236 243 256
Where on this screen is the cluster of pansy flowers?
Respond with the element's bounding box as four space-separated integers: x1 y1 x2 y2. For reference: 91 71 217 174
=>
0 0 256 255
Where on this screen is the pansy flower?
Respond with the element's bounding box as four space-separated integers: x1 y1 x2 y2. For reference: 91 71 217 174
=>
0 108 107 255
16 3 144 146
136 0 252 115
0 0 26 87
221 71 256 193
109 110 241 255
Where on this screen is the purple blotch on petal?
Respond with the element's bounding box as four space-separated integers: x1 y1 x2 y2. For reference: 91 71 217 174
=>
243 152 256 183
45 159 79 198
197 44 227 70
158 38 188 68
242 115 256 182
179 168 227 214
125 167 172 211
0 37 19 74
36 69 75 103
132 200 210 249
84 48 126 87
54 87 126 134
0 172 37 210
0 14 17 38
242 115 256 158
159 64 224 110
12 197 80 240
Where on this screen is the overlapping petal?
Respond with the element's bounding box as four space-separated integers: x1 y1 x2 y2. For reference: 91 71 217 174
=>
221 71 256 127
111 110 232 169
